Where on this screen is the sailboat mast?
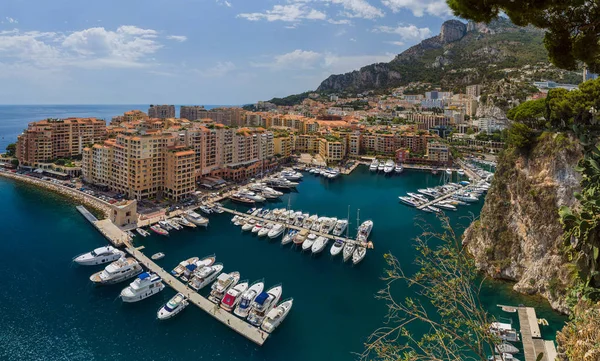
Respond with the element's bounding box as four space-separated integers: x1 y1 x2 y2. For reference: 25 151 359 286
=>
346 205 350 239
356 208 360 237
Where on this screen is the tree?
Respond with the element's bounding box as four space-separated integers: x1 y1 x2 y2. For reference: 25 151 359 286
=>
506 98 547 129
5 143 16 157
446 0 600 72
506 122 534 149
361 216 499 361
10 159 19 167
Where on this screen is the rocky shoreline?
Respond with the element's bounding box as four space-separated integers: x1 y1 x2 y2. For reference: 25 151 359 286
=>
0 171 111 219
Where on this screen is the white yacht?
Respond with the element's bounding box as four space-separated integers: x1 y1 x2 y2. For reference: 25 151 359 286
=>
311 217 325 232
399 196 420 207
377 162 385 172
157 293 188 320
343 243 355 262
320 217 337 234
395 163 404 174
242 219 256 231
73 246 124 266
220 281 249 311
357 220 373 241
89 257 143 285
311 236 329 254
136 228 150 237
435 201 457 211
261 298 293 333
304 215 317 229
352 246 366 264
208 271 241 304
185 211 209 227
234 280 264 318
182 255 216 282
488 354 520 361
383 159 395 173
189 263 224 291
281 230 297 245
268 223 285 239
120 272 165 303
171 257 199 277
302 233 317 251
280 170 303 181
490 322 520 342
247 285 283 326
330 239 345 256
158 220 173 231
258 223 273 237
238 189 266 202
332 219 348 236
369 159 379 171
251 223 264 234
175 217 196 228
199 205 213 214
407 192 428 203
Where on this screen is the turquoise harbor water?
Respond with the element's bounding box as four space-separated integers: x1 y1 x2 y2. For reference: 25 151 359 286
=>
0 166 566 360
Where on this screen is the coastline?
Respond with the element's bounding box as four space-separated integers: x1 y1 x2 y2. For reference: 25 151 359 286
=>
0 171 110 219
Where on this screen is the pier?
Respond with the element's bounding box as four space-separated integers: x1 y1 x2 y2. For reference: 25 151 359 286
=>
76 205 127 246
124 242 269 345
415 188 463 210
497 305 557 361
220 207 370 248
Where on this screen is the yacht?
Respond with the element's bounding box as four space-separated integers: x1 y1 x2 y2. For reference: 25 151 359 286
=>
495 342 519 355
268 224 285 239
120 272 165 303
293 230 308 245
417 188 438 198
158 220 173 231
167 220 182 230
311 217 325 232
399 196 420 207
266 177 298 189
453 193 479 203
242 219 256 231
457 169 465 176
357 220 373 241
151 252 165 260
211 203 224 213
311 236 329 254
281 230 297 245
427 205 442 213
185 211 209 227
369 159 379 171
302 233 317 251
157 293 188 320
208 271 241 304
73 246 124 266
261 298 293 333
304 215 317 229
89 257 143 285
199 205 213 214
383 159 394 173
136 228 150 237
488 354 520 361
320 217 337 234
446 168 453 176
182 255 216 282
247 285 283 326
395 163 404 174
229 194 256 205
150 224 169 236
237 189 266 202
407 192 428 203
251 222 263 234
234 280 264 318
189 263 224 291
435 201 457 211
330 239 345 256
220 281 249 311
258 223 273 237
377 162 385 172
489 322 520 342
352 246 366 264
174 217 196 228
332 219 348 236
171 257 199 277
261 188 282 200
295 213 308 227
280 170 302 181
343 243 355 262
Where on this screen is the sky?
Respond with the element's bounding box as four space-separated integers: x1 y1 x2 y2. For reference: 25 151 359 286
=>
0 0 456 104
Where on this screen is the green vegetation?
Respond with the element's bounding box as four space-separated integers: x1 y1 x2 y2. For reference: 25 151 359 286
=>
506 98 546 128
268 91 312 106
5 143 16 157
475 130 506 142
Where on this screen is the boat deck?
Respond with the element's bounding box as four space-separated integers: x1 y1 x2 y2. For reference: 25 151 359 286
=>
220 207 370 248
125 242 269 345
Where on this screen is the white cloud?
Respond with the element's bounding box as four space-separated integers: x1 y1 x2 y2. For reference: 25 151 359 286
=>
216 0 232 7
253 49 322 69
196 61 236 77
167 35 187 42
381 0 452 17
328 19 352 25
5 17 18 24
374 24 432 42
326 0 384 19
238 4 326 22
386 41 405 46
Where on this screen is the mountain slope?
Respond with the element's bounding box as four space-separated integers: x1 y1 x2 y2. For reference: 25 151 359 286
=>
317 18 579 94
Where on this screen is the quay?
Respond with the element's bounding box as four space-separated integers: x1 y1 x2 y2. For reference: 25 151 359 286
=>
220 207 371 248
497 305 557 361
76 205 127 246
124 241 269 345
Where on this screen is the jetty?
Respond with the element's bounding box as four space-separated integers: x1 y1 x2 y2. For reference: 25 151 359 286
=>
497 305 557 361
416 188 463 210
76 205 128 246
220 207 371 248
124 242 269 345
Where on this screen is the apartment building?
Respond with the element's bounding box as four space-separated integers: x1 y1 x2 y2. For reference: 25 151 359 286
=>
164 148 196 201
111 110 148 125
273 135 293 158
294 134 320 154
406 113 451 130
426 141 450 163
466 84 481 99
318 136 347 163
148 105 175 119
17 118 107 166
180 106 207 121
181 106 244 126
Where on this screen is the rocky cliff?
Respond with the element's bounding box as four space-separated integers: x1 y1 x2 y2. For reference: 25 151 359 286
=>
462 133 583 313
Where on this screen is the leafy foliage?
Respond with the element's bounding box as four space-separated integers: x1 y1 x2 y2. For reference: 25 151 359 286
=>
268 92 312 106
506 98 547 129
5 143 16 157
506 123 534 149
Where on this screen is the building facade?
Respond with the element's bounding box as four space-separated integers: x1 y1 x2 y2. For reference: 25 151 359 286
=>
148 105 175 119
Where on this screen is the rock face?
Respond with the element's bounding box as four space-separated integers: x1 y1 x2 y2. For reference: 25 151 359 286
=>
462 133 583 313
316 63 402 93
440 19 467 43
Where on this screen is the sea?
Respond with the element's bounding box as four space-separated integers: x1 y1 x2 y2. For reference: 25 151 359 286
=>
0 105 567 360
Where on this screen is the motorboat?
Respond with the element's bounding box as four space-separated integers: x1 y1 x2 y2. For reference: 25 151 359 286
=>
268 224 285 239
407 192 428 203
352 246 366 264
369 159 379 171
281 230 297 245
251 223 263 234
220 281 249 311
73 245 124 266
446 168 453 175
417 188 439 198
488 354 520 361
311 217 325 232
258 222 273 237
427 205 442 213
189 263 224 291
120 272 165 303
151 252 165 260
158 220 173 231
332 219 348 236
280 170 302 181
330 239 344 256
171 257 199 277
302 233 317 251
89 257 143 285
453 193 479 203
185 211 209 227
182 255 216 282
136 228 150 237
320 217 337 234
167 220 182 230
237 189 266 202
235 217 247 227
495 342 519 354
234 280 264 318
395 164 404 173
208 271 241 303
378 162 385 172
399 196 420 207
247 285 283 326
211 203 224 213
229 194 256 205
489 322 520 342
157 293 188 320
199 205 213 214
242 219 256 231
383 159 394 173
311 236 329 254
357 220 373 241
458 169 465 176
293 230 308 245
304 215 317 229
435 201 457 211
266 177 298 189
343 243 355 262
174 217 196 228
261 298 293 333
295 213 308 227
150 224 169 236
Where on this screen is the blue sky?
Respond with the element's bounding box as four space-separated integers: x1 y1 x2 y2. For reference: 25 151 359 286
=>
0 0 454 104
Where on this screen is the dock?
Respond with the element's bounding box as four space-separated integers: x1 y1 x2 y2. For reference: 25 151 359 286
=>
416 188 463 210
124 242 269 345
497 305 557 361
76 205 128 246
220 207 370 248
